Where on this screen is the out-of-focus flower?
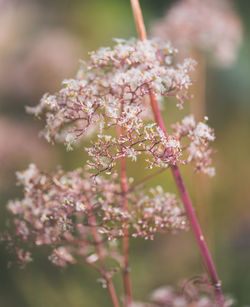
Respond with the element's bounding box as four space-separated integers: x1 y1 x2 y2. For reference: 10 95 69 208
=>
0 0 83 100
131 282 233 306
2 29 83 99
0 0 39 87
151 0 242 66
10 29 83 98
0 0 38 55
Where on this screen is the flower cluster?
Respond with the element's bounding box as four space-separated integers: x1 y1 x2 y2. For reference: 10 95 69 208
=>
3 164 188 267
86 113 215 177
152 0 242 66
24 38 218 179
27 39 195 149
172 115 215 176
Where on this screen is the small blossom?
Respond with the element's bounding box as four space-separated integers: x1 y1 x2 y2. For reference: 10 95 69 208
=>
172 115 215 176
193 122 215 143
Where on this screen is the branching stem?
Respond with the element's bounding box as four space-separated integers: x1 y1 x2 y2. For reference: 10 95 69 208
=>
129 0 224 304
118 104 133 306
89 214 120 307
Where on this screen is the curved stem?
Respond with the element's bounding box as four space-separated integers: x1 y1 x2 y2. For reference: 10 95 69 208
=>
89 215 120 307
129 0 224 304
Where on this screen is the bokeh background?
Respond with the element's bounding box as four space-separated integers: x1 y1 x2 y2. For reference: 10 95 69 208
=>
0 0 250 306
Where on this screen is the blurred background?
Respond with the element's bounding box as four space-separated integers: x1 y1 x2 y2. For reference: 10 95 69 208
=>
0 0 249 306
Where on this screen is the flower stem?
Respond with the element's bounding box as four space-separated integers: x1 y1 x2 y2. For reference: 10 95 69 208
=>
119 105 133 306
120 156 133 306
89 215 120 307
129 0 224 304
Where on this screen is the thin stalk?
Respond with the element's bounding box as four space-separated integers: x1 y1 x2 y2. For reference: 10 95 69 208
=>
89 214 120 307
129 0 224 304
118 105 133 306
120 156 133 306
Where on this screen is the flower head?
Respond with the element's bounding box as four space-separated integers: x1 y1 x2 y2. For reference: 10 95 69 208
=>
27 39 195 148
3 164 188 267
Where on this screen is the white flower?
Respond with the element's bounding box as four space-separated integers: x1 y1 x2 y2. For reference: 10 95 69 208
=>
194 122 215 142
16 163 38 187
76 201 86 212
203 167 216 177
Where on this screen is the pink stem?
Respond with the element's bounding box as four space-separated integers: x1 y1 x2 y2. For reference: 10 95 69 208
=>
89 215 120 307
118 107 133 306
129 0 224 304
120 155 133 306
